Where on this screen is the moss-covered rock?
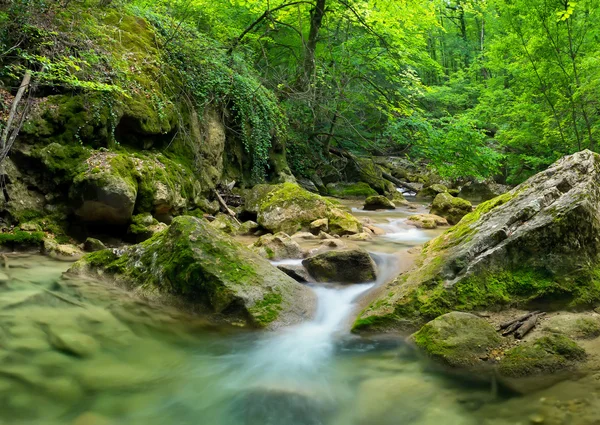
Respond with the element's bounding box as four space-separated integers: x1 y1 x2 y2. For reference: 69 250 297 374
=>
252 232 305 261
499 334 586 377
354 150 600 333
303 248 377 284
363 196 395 211
326 182 377 199
417 184 448 199
209 214 241 235
459 181 510 202
430 192 473 225
127 213 167 242
407 214 449 229
253 183 362 236
542 314 600 339
68 216 314 328
83 238 107 253
412 312 502 368
344 157 390 195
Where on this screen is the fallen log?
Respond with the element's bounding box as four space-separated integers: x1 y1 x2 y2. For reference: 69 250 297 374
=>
502 321 524 336
515 313 546 339
381 171 420 193
499 311 539 330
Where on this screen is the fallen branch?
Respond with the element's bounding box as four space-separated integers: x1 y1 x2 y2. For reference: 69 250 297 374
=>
499 311 539 330
381 171 420 193
213 189 241 225
0 71 31 152
515 313 545 339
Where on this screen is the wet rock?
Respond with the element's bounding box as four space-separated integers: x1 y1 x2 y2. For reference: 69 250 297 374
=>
309 218 329 234
430 192 473 225
459 180 510 202
48 331 99 358
277 264 312 283
292 231 318 240
43 238 84 260
542 314 600 339
252 232 305 261
69 216 315 328
253 183 362 236
363 195 395 211
412 312 501 368
303 248 377 284
407 214 449 229
83 238 106 253
417 183 448 199
499 334 586 377
355 151 600 333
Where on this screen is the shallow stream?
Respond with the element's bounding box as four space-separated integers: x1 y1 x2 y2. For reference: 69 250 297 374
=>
1 202 598 425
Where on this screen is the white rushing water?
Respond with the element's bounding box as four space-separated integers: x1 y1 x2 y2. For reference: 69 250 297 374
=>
378 218 431 242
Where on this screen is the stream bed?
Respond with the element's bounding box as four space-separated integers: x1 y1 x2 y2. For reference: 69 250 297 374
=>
0 203 598 425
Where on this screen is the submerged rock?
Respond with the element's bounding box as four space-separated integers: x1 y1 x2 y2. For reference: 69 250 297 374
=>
429 192 473 225
252 233 305 261
250 183 362 236
363 195 395 211
412 312 501 368
303 248 377 284
68 216 315 328
355 150 600 332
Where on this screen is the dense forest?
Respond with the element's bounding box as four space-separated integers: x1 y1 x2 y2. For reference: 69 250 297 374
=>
2 0 598 187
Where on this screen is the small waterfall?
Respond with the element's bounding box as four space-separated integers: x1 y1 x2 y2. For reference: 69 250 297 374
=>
378 218 430 242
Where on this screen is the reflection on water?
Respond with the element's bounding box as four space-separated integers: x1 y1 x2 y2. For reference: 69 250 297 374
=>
0 203 599 425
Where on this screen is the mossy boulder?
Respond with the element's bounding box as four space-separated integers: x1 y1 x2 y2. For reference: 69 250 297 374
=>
209 214 241 235
326 182 377 199
253 183 362 236
251 233 305 261
127 213 168 242
459 180 510 202
68 216 315 328
407 214 449 229
417 184 448 199
354 150 600 333
83 238 106 253
412 312 501 368
542 314 600 339
430 193 473 225
344 156 389 195
499 334 586 377
303 248 377 284
363 196 395 211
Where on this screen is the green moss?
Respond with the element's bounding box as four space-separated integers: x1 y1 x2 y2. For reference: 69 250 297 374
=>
0 231 44 247
500 334 585 377
327 182 378 199
249 292 283 327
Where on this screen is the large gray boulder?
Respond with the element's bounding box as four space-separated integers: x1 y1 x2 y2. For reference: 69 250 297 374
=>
429 192 472 225
355 150 600 332
68 216 315 329
303 249 377 284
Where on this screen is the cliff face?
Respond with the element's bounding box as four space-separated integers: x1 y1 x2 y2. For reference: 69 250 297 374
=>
0 2 292 240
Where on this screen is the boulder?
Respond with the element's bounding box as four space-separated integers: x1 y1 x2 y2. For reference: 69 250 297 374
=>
238 220 260 236
310 218 329 234
499 334 586 377
344 156 389 195
43 238 84 260
363 196 395 211
68 216 315 328
429 193 473 225
326 182 377 199
83 238 106 252
209 213 241 235
459 180 510 202
127 213 168 242
412 312 501 368
416 183 448 199
406 214 449 229
252 233 305 261
277 264 312 283
542 314 600 339
303 249 377 284
252 183 362 236
354 151 600 333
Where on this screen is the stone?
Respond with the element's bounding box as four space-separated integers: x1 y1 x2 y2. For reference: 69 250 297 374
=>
319 239 346 249
253 183 362 236
303 248 377 284
542 314 600 339
412 312 502 368
407 214 449 229
363 195 395 211
344 232 372 241
127 213 167 242
69 216 315 328
43 238 84 260
417 183 448 199
209 213 241 235
459 180 510 202
292 232 318 240
19 222 42 232
499 334 586 377
326 182 377 199
355 151 600 333
310 218 329 234
238 220 260 235
48 331 99 358
83 238 106 253
195 198 220 215
252 232 305 260
430 192 473 225
277 264 312 283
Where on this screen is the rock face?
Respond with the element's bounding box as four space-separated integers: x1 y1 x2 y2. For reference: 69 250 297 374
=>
252 233 305 260
251 183 362 236
303 249 377 284
68 216 315 328
429 192 472 225
412 312 501 368
363 195 395 211
355 150 600 332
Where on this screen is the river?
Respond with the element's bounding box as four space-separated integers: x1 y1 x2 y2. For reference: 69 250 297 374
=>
0 201 595 425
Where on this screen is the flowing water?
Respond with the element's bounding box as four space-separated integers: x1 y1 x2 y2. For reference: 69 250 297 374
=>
0 202 599 425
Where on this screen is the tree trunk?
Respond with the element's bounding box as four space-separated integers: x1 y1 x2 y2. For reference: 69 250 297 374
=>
301 0 326 90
